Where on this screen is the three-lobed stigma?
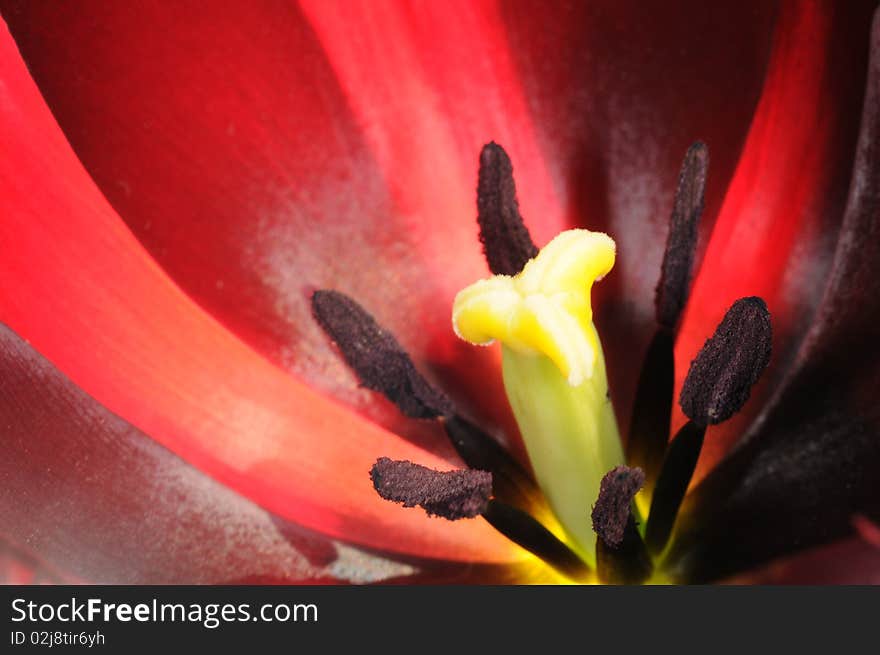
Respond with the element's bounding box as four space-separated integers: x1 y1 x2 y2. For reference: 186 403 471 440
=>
452 229 616 387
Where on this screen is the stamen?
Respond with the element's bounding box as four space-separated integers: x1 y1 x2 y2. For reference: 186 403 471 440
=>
477 142 539 275
679 296 772 425
644 421 706 553
625 329 674 494
627 143 707 494
482 501 591 581
313 290 541 509
443 415 541 512
655 142 709 330
370 459 589 578
592 466 652 584
312 290 453 418
592 466 645 547
595 518 652 585
370 457 491 520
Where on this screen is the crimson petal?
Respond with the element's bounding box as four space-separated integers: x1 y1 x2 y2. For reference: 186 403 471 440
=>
0 0 523 446
0 21 515 564
676 2 875 475
667 9 880 582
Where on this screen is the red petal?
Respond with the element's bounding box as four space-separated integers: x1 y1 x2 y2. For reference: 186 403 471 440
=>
0 23 516 564
0 323 430 583
723 534 880 584
670 8 880 582
675 2 875 477
854 516 880 549
0 1 519 450
0 542 70 585
1 2 778 449
6 2 866 495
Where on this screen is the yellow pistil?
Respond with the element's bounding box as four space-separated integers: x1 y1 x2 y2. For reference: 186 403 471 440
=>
452 229 624 565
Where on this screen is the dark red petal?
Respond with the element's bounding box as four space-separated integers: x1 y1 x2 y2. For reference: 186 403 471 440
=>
723 535 880 585
0 323 415 584
793 22 880 382
0 1 526 449
501 1 777 432
667 411 880 583
676 2 876 475
668 10 880 582
0 22 515 564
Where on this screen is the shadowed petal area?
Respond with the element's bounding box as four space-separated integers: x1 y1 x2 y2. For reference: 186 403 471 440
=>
0 323 413 584
0 23 516 564
723 536 880 585
667 411 880 583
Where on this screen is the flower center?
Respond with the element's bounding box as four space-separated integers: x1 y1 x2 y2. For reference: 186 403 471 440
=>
312 141 772 584
452 229 623 564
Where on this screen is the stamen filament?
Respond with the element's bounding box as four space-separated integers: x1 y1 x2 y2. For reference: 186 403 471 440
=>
625 328 675 503
628 142 708 503
592 467 651 584
595 517 652 584
644 421 706 554
442 415 542 512
483 500 591 582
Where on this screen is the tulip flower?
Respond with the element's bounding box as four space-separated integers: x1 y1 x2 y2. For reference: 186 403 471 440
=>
0 1 878 583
